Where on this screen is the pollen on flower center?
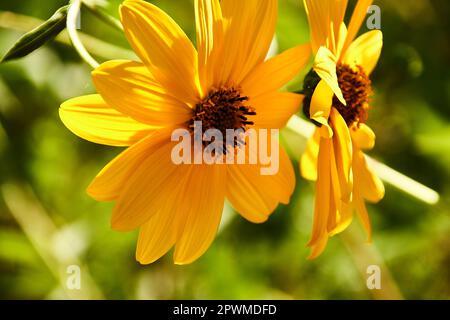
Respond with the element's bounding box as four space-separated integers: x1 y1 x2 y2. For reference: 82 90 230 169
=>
302 64 373 127
188 86 256 153
332 63 372 126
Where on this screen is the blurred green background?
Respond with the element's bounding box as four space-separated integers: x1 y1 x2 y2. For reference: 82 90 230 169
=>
0 0 449 300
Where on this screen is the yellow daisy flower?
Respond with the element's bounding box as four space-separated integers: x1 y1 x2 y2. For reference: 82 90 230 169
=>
300 0 385 259
59 0 311 264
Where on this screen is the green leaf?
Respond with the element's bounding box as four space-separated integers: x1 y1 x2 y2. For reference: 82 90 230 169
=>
1 5 69 63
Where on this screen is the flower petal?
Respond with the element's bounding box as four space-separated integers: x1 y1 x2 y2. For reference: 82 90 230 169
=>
174 164 226 264
120 0 199 103
137 214 175 265
343 30 383 75
219 0 278 84
350 123 376 150
195 0 224 94
308 137 331 255
303 0 330 54
226 146 295 223
308 233 329 260
300 128 320 181
87 128 171 202
111 139 188 231
314 46 346 105
354 149 385 203
226 167 277 224
354 192 372 241
336 22 348 58
330 0 349 50
310 80 334 138
303 0 348 53
342 0 374 55
92 60 192 127
251 92 303 129
328 136 353 235
241 43 311 98
60 94 154 147
330 108 353 202
136 164 193 264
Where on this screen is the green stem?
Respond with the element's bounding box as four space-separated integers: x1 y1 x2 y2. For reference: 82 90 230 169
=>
67 0 100 68
82 1 123 32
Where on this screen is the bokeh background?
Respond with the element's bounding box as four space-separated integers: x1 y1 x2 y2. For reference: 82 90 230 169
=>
0 0 449 300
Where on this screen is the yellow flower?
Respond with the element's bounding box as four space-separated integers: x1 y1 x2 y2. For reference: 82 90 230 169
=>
59 0 311 264
300 0 385 259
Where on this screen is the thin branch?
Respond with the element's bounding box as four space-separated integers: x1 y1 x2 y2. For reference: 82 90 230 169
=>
82 1 123 32
67 0 100 68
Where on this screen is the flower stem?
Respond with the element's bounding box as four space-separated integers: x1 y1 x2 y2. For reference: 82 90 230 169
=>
67 0 100 68
365 157 439 205
82 1 123 32
287 115 440 205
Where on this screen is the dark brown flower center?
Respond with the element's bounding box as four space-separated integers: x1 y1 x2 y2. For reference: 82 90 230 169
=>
302 64 372 127
332 63 372 126
188 86 255 153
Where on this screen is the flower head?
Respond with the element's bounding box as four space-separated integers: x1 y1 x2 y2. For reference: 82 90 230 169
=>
60 0 310 264
300 0 385 259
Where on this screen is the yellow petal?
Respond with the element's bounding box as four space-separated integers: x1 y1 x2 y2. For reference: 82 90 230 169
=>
136 165 193 264
92 60 192 126
303 0 330 54
241 43 311 98
354 148 385 203
314 46 346 105
308 137 331 247
328 138 353 235
60 94 154 147
342 0 374 55
226 146 295 223
330 0 349 49
335 22 348 58
174 164 226 264
300 128 320 181
310 80 334 138
330 108 353 202
350 123 375 150
137 214 175 265
227 165 277 224
251 92 303 129
219 0 278 84
111 140 186 231
303 0 347 54
195 0 224 94
354 191 372 241
120 0 199 103
329 201 353 237
308 234 329 260
87 128 171 202
343 30 383 75
326 0 349 56
250 135 296 205
327 145 340 234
